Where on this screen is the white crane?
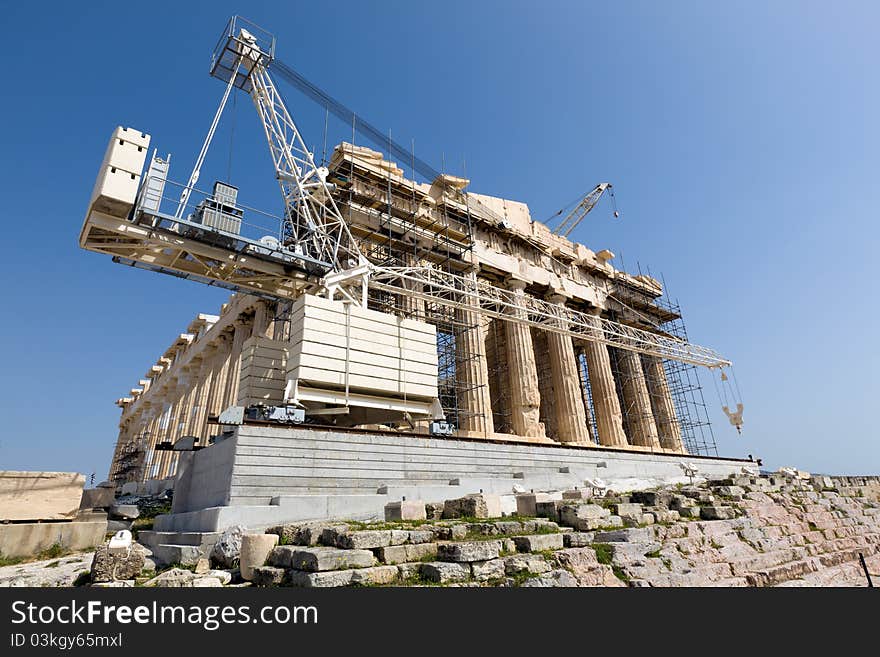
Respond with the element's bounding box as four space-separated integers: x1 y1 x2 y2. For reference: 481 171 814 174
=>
549 183 618 238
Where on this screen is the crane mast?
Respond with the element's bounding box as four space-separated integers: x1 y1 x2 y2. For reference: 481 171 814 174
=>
211 19 368 304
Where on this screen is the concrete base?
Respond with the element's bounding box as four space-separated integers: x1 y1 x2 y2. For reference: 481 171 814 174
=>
0 520 107 559
154 425 755 533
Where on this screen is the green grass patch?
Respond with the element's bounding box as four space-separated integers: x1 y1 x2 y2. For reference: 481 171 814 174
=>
611 565 630 584
645 549 662 559
591 543 614 566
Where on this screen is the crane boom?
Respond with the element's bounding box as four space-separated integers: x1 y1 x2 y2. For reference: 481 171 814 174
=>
552 183 615 237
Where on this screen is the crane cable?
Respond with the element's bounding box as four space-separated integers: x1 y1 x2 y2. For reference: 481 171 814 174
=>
713 366 744 435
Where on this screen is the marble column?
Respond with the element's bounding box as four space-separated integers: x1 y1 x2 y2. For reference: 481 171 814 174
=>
503 279 544 439
642 355 685 452
545 295 591 444
223 318 251 410
454 271 494 436
188 351 215 445
580 311 628 447
616 349 661 449
206 332 232 417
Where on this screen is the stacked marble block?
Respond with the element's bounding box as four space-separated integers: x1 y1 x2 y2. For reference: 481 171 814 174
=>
237 336 288 406
286 294 439 402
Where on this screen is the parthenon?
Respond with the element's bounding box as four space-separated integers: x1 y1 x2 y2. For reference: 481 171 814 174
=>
108 142 701 486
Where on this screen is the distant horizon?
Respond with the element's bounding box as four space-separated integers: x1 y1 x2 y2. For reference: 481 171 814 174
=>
1 1 877 479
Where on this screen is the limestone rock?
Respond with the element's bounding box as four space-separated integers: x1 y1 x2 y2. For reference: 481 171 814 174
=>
337 530 392 550
192 576 223 587
594 527 654 543
142 568 196 588
420 561 470 584
194 558 210 574
350 565 399 586
108 504 140 520
700 506 737 521
288 570 355 588
385 500 426 522
563 532 595 548
269 546 374 572
252 566 286 587
471 559 505 581
425 502 445 520
437 541 501 563
503 554 551 576
520 569 579 587
559 504 610 531
551 548 624 587
513 533 563 552
442 494 501 519
90 543 148 583
210 525 246 569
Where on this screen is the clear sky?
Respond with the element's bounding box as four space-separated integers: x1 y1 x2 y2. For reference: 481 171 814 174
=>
1 1 877 480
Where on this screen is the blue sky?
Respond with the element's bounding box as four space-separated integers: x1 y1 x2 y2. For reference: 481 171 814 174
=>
1 1 877 479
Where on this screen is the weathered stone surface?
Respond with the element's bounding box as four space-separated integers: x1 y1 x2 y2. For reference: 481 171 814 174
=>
513 533 564 552
562 489 591 501
535 500 561 520
437 541 501 563
266 523 340 547
337 530 392 550
108 504 139 520
194 558 210 574
614 503 644 525
467 522 499 536
385 500 426 522
270 546 375 572
428 524 468 541
516 493 539 517
716 486 746 499
90 543 148 583
397 563 422 580
377 542 438 565
319 525 351 547
503 554 551 575
630 490 673 507
494 521 524 535
443 494 501 519
425 502 445 520
406 530 434 544
700 506 737 521
252 566 286 586
350 565 399 586
210 525 246 569
0 471 85 521
420 561 470 583
143 568 196 588
92 580 134 588
563 532 595 548
240 533 279 581
192 576 223 587
559 504 611 531
471 559 506 581
594 527 654 543
80 488 115 510
376 545 408 564
551 548 624 587
602 515 624 528
288 569 355 588
520 569 579 587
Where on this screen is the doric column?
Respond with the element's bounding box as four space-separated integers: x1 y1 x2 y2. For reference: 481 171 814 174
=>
252 300 273 339
642 355 684 452
580 311 628 447
188 350 215 445
503 278 544 439
223 317 251 409
616 349 661 449
546 295 591 444
399 253 426 319
206 331 232 417
454 270 494 436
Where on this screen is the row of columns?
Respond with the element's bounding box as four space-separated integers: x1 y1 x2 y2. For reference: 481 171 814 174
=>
455 278 685 453
111 299 277 485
